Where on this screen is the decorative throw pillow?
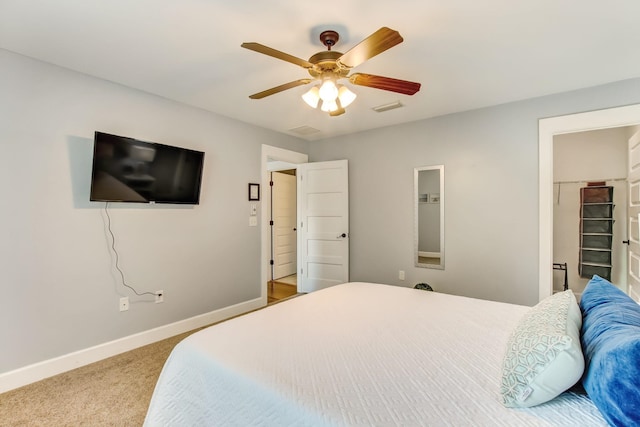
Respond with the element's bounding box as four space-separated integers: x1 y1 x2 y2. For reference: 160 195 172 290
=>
580 275 640 427
500 290 584 407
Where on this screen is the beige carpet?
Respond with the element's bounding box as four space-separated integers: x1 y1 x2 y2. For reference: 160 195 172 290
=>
0 329 199 426
0 296 297 426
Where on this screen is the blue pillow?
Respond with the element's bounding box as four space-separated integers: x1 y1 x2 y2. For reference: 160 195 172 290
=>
580 275 640 427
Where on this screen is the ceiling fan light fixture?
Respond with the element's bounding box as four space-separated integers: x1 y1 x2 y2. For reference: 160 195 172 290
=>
303 82 356 114
318 79 339 103
337 85 357 108
320 99 339 112
302 86 320 108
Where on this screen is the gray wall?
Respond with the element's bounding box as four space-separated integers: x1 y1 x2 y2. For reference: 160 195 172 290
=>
309 78 640 306
0 49 307 373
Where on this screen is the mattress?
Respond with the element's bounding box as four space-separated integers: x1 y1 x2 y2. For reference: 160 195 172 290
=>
144 282 606 426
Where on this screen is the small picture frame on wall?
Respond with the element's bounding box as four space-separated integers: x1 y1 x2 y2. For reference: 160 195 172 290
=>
248 183 260 201
430 193 440 203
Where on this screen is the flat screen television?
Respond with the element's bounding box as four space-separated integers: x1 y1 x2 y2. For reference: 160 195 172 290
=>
90 131 205 204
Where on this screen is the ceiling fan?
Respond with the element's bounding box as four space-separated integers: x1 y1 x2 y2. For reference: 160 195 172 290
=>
241 27 421 116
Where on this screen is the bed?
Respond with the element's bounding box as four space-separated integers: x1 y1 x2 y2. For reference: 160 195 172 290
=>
144 282 611 426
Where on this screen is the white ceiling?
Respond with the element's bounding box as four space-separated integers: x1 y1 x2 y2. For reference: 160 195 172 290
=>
2 0 640 141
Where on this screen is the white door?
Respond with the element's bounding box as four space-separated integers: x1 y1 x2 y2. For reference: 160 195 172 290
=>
272 171 297 280
627 130 640 302
297 160 349 293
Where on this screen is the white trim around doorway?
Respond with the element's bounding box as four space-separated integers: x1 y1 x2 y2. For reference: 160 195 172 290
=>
261 145 308 304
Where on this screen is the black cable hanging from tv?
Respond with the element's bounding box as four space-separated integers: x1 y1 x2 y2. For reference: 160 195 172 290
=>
104 202 159 297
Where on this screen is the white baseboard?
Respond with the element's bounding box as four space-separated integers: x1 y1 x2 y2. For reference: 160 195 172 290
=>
0 297 265 393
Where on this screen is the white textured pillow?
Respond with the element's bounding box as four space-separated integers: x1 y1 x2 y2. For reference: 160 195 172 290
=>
500 290 584 408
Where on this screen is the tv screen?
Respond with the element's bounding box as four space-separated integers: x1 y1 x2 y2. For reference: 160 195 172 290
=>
90 131 204 204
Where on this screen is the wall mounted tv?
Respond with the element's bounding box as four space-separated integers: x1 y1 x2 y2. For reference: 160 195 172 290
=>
90 131 205 204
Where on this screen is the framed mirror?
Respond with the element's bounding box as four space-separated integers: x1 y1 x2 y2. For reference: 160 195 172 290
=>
414 165 444 269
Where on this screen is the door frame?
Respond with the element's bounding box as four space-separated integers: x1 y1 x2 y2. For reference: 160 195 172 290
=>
627 131 640 302
538 104 640 302
261 145 308 305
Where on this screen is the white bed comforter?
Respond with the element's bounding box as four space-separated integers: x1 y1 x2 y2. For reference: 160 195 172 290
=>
144 282 606 426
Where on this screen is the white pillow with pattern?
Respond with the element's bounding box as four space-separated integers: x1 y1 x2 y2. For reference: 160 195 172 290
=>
500 290 584 407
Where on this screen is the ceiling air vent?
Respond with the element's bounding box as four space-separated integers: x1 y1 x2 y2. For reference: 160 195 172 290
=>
289 125 321 136
372 101 403 113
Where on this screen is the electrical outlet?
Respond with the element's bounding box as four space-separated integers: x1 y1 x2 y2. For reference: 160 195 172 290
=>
119 297 129 312
399 270 405 280
155 290 164 304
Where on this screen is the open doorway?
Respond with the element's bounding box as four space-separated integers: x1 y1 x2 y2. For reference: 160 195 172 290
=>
268 169 298 304
260 145 308 305
260 145 350 303
539 104 640 302
552 128 631 299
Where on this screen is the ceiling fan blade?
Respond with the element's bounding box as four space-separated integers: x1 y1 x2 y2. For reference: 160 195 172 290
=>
249 79 314 99
337 27 404 68
241 42 314 69
349 73 421 95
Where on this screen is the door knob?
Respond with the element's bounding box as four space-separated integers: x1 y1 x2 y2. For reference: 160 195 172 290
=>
623 239 630 245
337 233 347 238
293 228 297 231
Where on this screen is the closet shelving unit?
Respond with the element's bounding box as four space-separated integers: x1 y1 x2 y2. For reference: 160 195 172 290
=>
579 185 614 281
